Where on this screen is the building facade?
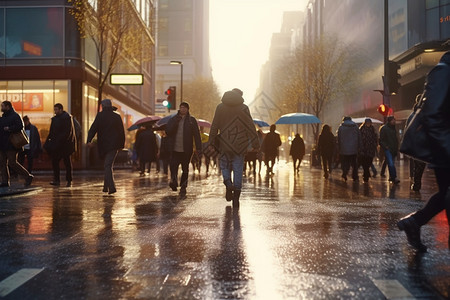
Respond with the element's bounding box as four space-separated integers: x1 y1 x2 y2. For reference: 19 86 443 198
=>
0 0 156 168
155 0 211 112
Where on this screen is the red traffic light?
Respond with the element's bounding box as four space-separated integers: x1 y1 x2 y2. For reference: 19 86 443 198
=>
377 104 393 116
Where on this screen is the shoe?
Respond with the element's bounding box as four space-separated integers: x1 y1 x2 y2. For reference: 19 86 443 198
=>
341 175 347 182
0 182 10 188
179 188 186 197
50 181 60 186
363 178 369 183
225 187 234 202
397 214 427 252
353 177 359 182
103 187 108 193
372 171 378 178
169 181 177 191
232 189 241 209
381 174 386 178
66 181 72 187
24 175 33 187
411 184 421 192
108 188 117 195
390 178 400 184
324 173 329 179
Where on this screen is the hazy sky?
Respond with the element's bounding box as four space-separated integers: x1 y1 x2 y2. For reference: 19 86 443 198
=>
209 0 307 102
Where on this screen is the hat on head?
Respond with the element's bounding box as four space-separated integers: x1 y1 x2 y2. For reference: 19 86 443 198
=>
101 99 112 107
180 101 190 110
364 118 372 123
343 116 352 121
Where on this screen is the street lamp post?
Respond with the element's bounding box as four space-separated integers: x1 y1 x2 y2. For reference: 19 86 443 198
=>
170 61 183 102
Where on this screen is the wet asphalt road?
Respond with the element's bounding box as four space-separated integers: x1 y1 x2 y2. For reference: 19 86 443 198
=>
0 160 449 299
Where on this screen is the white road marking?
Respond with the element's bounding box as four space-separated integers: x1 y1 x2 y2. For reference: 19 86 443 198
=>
372 279 415 300
0 268 44 297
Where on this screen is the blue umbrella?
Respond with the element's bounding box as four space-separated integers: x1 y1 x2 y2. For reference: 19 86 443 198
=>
155 113 177 127
275 113 321 125
253 119 270 127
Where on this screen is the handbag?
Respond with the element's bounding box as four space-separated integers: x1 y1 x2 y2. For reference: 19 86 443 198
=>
399 93 433 163
9 130 30 149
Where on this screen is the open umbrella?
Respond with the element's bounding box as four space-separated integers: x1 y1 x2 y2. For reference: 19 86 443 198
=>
351 117 383 124
197 119 211 128
275 113 321 125
253 119 270 127
127 115 162 131
155 113 177 128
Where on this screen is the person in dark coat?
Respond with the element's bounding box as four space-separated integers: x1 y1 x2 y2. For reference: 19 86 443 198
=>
0 101 34 187
289 133 305 173
337 116 361 181
159 131 170 175
317 124 335 179
359 118 378 182
45 103 76 187
87 99 125 195
165 102 202 197
135 124 158 176
262 124 282 175
398 51 450 252
379 115 399 184
18 116 42 173
408 94 426 192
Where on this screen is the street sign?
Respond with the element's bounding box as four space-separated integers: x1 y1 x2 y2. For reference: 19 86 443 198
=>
110 74 144 85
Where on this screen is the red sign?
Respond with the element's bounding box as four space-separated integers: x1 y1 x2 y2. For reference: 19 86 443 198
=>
0 93 44 111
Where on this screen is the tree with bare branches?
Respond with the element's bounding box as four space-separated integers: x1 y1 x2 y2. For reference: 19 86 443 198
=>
274 35 365 140
68 0 154 111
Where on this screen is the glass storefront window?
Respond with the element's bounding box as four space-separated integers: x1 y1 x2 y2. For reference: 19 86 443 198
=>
0 8 4 59
426 8 440 41
426 0 439 9
442 4 450 38
5 8 63 58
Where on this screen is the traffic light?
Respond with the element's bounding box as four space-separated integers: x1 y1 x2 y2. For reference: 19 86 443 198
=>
387 60 401 94
377 104 393 116
164 86 176 109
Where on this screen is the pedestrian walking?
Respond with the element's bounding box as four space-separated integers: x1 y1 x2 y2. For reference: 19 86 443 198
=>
408 94 427 192
290 134 305 173
397 50 450 252
165 102 202 197
358 118 378 182
317 124 335 179
209 88 259 208
87 99 125 194
379 116 400 184
262 124 282 175
18 115 42 173
159 132 170 175
337 116 361 182
135 124 158 176
44 103 76 187
0 101 34 187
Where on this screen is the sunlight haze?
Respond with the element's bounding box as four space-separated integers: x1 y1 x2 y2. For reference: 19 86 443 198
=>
209 0 307 102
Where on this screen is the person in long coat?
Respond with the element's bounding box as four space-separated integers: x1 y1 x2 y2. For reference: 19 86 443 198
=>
337 116 361 181
317 124 335 179
45 103 76 187
135 124 158 176
289 133 305 173
262 124 282 175
359 119 378 182
87 99 125 194
18 115 42 173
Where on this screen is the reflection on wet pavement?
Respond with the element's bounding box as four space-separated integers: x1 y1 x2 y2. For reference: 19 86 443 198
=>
0 161 448 299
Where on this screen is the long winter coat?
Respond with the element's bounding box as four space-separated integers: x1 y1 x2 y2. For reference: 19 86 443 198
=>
165 112 202 156
46 111 76 156
420 51 450 167
379 123 398 156
290 136 305 159
135 128 158 163
0 107 24 152
337 119 361 155
359 125 378 158
87 106 125 158
209 90 259 155
262 131 282 159
317 130 335 158
25 122 42 158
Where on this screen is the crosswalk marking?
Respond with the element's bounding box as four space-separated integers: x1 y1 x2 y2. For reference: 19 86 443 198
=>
0 268 44 297
372 279 415 300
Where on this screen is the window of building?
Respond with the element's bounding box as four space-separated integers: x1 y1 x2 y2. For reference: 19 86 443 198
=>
426 0 439 9
159 17 168 30
426 7 440 40
441 4 450 38
5 8 63 59
159 0 168 10
0 8 4 60
184 42 192 56
158 45 168 56
184 18 192 32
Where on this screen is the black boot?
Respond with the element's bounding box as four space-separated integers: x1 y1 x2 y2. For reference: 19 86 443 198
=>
224 179 233 202
233 189 241 209
397 214 427 252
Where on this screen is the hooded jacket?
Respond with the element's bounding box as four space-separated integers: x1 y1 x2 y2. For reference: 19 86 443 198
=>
421 51 450 167
337 118 361 155
209 90 259 155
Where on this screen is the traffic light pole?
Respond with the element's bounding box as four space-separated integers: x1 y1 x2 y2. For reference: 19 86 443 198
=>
384 0 390 108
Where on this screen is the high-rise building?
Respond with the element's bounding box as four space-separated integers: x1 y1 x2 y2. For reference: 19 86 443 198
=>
0 0 156 168
155 0 211 112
